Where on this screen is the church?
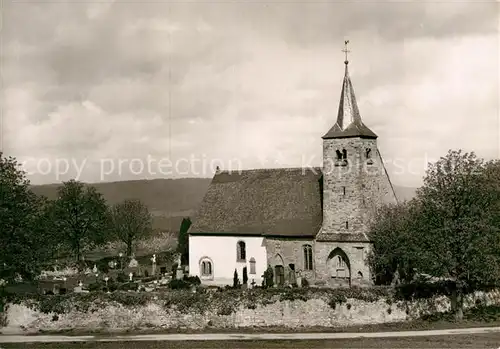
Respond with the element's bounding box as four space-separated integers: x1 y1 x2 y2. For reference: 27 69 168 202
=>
188 49 398 288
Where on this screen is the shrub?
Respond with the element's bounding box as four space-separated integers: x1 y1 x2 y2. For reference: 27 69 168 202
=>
302 278 309 288
116 273 126 283
168 279 191 290
395 279 470 301
183 275 201 285
108 283 118 292
328 293 347 309
88 283 101 292
217 302 235 316
111 292 150 307
279 289 308 302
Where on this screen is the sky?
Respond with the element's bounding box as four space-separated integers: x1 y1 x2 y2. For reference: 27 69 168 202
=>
1 0 499 187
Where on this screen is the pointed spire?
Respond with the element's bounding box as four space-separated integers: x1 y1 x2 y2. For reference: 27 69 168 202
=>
322 41 377 140
336 63 362 129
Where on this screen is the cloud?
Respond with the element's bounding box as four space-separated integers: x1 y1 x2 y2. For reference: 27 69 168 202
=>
2 1 498 187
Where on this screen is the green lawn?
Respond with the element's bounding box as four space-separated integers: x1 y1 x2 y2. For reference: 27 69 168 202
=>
2 334 500 349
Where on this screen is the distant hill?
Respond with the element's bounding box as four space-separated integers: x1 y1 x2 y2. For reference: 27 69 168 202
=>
31 178 416 232
30 178 212 232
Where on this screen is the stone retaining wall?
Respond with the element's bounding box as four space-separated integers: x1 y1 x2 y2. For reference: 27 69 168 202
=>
2 289 500 334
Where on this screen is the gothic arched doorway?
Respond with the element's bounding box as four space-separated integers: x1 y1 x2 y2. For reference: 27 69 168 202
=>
327 248 351 284
273 254 285 287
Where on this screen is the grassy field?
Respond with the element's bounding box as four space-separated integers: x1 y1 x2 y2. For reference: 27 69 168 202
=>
35 319 500 337
2 334 500 349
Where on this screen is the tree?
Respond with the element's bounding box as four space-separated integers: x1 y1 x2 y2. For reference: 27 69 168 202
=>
0 153 53 281
233 268 240 288
111 199 152 257
416 150 500 319
369 150 500 320
50 180 111 263
177 217 191 265
243 266 248 285
368 202 419 286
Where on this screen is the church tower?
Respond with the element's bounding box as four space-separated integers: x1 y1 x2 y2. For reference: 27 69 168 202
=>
314 42 397 286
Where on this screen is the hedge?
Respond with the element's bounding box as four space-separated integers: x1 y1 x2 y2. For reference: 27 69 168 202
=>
2 286 394 316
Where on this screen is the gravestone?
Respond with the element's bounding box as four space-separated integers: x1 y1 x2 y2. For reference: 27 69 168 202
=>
73 281 84 293
391 269 401 286
176 253 181 266
129 258 138 268
151 254 156 275
176 266 184 280
296 270 303 288
174 252 184 279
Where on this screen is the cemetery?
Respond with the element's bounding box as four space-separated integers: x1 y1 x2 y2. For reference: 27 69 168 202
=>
29 251 188 296
2 243 500 334
3 150 500 335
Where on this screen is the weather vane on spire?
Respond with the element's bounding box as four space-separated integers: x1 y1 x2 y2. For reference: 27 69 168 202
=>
342 40 350 65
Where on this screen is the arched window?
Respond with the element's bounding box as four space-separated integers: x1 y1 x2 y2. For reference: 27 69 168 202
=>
303 244 313 270
249 257 256 274
336 255 347 269
342 148 347 159
366 148 372 159
199 257 213 279
366 148 374 165
237 241 246 262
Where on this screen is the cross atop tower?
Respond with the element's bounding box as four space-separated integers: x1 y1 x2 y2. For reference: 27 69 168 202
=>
342 40 350 65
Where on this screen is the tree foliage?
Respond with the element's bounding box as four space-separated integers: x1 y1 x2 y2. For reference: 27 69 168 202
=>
243 266 248 285
368 202 418 285
0 153 53 281
369 150 500 319
111 199 152 256
177 217 192 265
233 268 240 288
50 180 110 263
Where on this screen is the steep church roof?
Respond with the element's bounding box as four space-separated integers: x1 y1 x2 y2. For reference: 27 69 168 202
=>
322 61 377 139
189 167 373 241
189 168 323 237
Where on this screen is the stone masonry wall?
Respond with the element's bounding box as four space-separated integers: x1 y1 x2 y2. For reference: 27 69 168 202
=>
265 238 315 284
314 241 372 287
3 289 500 334
316 137 397 285
320 137 384 237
